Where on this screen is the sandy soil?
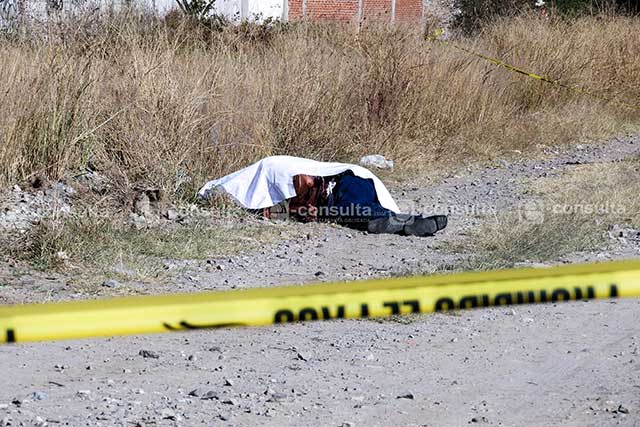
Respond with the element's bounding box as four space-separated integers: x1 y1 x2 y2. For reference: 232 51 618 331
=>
1 135 640 426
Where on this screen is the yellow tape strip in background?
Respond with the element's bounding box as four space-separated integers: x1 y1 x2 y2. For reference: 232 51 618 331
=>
1 259 640 344
426 29 640 112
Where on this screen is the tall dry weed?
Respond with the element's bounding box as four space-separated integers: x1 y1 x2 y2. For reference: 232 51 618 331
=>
0 12 638 201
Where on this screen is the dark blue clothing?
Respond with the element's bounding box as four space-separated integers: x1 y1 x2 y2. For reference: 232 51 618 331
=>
326 174 393 228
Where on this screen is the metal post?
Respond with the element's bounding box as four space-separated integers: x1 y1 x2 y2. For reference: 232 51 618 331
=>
282 0 288 21
422 0 428 27
240 0 248 20
391 0 396 24
302 0 307 19
357 0 363 25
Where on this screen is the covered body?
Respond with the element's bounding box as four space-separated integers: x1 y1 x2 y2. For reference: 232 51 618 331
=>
197 156 400 213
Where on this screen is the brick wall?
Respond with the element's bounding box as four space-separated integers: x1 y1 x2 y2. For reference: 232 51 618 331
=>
364 0 392 21
394 0 423 21
288 0 423 23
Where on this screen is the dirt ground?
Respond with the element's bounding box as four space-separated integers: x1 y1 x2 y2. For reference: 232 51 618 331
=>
1 135 640 426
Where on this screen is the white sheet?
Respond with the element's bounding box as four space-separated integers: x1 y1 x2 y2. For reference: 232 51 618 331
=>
197 156 400 213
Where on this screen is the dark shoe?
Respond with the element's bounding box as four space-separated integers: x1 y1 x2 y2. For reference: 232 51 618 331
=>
431 214 447 231
367 216 405 234
403 216 438 236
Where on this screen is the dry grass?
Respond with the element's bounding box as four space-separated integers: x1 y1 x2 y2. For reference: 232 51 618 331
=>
6 213 283 279
469 157 640 266
0 12 638 203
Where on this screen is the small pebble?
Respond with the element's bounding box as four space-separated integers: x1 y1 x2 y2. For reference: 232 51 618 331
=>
201 391 219 401
138 350 159 359
30 391 47 401
396 392 414 399
101 279 120 289
161 408 176 420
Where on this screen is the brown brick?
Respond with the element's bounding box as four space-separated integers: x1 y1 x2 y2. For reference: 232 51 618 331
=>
289 0 422 23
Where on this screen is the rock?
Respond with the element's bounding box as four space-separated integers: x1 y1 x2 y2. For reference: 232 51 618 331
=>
201 391 219 401
160 408 176 420
101 279 120 289
618 404 630 414
34 416 47 427
138 349 160 359
165 209 179 221
52 181 76 196
133 188 166 218
224 378 234 386
314 271 325 277
222 398 237 405
296 352 310 361
163 261 178 270
360 154 394 170
267 392 287 402
133 192 152 217
29 391 47 401
604 400 618 411
1 416 11 427
188 388 204 397
131 213 147 229
76 390 91 399
396 392 414 399
75 170 110 194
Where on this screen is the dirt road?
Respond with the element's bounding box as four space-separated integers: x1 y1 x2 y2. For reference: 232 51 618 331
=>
1 136 640 426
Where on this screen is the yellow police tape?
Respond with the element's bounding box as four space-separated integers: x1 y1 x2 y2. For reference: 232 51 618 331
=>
1 259 640 344
425 29 640 111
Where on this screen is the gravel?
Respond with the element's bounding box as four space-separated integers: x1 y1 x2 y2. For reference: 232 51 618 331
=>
1 136 640 425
